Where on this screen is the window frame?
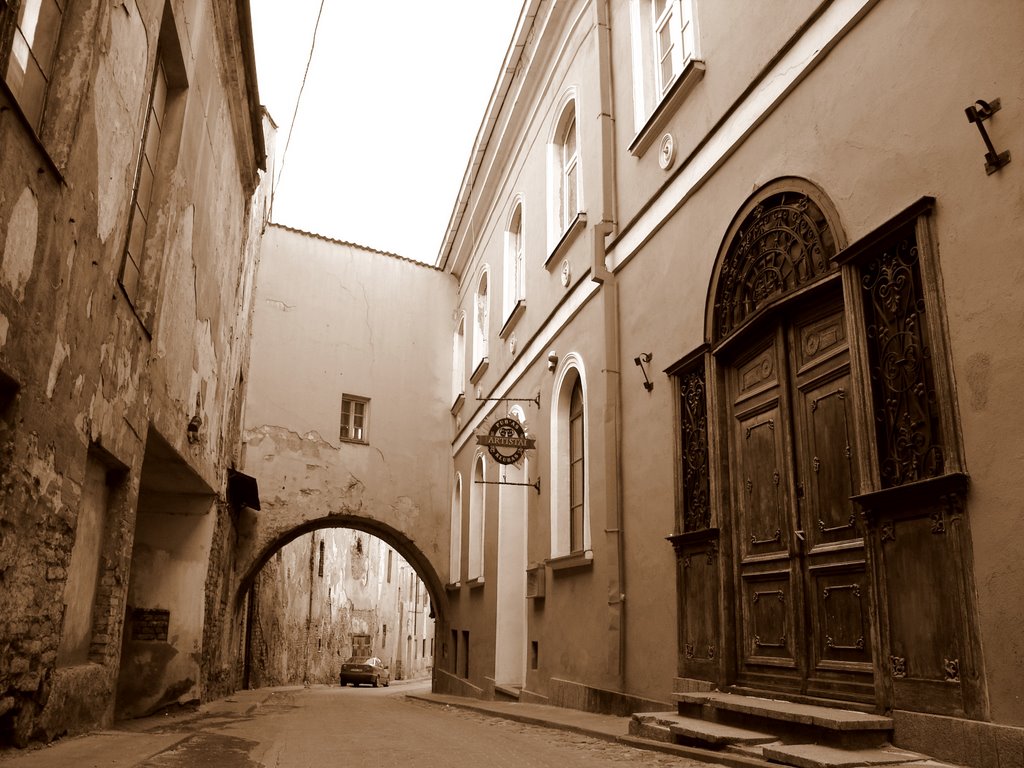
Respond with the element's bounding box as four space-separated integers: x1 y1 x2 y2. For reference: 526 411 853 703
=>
500 198 526 338
0 0 65 133
339 393 370 444
628 0 703 157
449 473 463 586
547 354 592 566
452 312 466 413
547 92 585 258
470 267 490 383
467 454 486 584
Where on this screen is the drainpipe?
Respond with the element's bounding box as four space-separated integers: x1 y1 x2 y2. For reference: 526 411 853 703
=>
592 0 625 682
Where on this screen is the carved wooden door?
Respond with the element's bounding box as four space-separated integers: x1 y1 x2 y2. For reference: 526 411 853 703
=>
729 294 874 702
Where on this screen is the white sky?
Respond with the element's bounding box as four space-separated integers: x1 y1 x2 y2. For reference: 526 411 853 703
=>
250 1 524 264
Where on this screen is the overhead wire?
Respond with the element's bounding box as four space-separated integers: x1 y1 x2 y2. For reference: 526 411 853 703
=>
274 0 327 196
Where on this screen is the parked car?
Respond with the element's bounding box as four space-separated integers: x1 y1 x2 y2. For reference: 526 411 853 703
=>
339 656 390 687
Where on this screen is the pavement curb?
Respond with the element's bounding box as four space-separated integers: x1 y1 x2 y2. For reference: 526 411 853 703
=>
407 693 780 768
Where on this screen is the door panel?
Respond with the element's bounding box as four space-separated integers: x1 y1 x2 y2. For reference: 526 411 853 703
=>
728 296 875 703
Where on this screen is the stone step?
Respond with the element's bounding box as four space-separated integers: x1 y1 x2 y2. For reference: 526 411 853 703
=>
493 684 521 701
760 743 939 768
668 716 778 747
676 691 893 733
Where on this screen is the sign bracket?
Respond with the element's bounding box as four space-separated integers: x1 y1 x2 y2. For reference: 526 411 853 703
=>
476 393 541 409
473 478 541 494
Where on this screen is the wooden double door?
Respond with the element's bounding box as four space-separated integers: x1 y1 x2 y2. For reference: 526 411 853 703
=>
726 291 875 703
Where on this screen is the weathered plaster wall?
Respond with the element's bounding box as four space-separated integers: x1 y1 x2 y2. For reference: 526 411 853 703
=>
0 0 265 745
249 529 433 687
238 226 455 609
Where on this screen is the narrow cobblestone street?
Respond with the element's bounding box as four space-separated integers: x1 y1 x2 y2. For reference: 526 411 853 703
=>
0 682 723 768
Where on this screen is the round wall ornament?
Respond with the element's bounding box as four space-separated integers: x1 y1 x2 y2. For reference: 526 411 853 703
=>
659 132 675 170
560 259 571 287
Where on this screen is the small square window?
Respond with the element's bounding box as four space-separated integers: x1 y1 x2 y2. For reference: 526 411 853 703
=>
340 394 369 443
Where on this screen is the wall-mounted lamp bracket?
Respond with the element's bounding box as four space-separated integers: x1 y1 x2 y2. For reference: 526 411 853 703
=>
634 352 654 392
965 98 1011 175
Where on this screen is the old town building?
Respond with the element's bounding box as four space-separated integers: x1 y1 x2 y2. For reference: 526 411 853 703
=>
437 0 1023 765
0 0 266 744
1 0 1022 765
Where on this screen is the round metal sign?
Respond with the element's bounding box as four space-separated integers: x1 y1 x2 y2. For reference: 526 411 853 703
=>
478 417 535 465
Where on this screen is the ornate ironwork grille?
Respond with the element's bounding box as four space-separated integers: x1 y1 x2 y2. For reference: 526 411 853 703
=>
715 192 838 341
678 367 711 531
859 223 945 487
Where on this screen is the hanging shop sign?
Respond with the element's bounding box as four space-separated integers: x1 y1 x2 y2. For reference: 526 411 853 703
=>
476 417 536 465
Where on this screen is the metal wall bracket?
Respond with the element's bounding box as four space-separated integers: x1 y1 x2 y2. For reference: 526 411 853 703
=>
476 393 541 408
965 98 1011 175
474 478 541 494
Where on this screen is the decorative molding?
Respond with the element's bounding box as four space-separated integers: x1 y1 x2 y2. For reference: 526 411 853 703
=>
714 192 838 342
944 658 960 682
751 529 782 547
890 655 907 679
678 366 710 532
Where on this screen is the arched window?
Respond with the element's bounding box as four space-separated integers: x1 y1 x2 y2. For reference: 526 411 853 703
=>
449 474 463 584
549 355 590 558
468 455 486 581
548 94 582 248
558 109 579 232
472 269 489 376
452 313 466 407
503 200 525 323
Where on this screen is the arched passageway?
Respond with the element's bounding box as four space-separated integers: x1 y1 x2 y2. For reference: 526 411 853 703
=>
241 523 440 689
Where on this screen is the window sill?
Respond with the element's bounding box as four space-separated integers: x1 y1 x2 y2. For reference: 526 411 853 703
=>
469 357 489 385
467 576 485 589
498 300 526 340
546 550 593 573
445 581 461 592
544 212 587 269
451 392 466 415
339 436 369 446
628 58 706 158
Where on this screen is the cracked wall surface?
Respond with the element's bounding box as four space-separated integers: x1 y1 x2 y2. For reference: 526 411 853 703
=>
238 226 456 614
0 0 266 746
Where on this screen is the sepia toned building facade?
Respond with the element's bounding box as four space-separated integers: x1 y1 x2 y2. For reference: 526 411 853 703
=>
0 0 266 744
2 0 1022 765
438 0 1024 764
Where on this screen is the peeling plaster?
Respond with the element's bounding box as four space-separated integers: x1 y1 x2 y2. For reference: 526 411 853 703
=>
46 339 71 399
94 7 148 243
1 187 38 300
0 313 9 348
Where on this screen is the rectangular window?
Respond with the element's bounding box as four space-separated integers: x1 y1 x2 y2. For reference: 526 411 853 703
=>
628 0 702 155
1 0 64 130
339 394 369 443
120 56 168 305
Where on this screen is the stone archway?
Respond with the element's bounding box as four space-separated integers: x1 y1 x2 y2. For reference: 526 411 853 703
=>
236 514 448 628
